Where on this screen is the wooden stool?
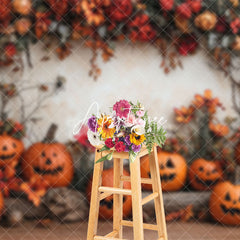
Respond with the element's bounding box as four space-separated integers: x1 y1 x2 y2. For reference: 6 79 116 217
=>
87 145 168 240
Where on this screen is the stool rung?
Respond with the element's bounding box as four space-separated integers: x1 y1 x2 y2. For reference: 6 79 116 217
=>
121 220 158 231
94 236 126 240
99 192 112 201
120 176 152 185
141 192 158 205
105 230 118 237
98 186 132 195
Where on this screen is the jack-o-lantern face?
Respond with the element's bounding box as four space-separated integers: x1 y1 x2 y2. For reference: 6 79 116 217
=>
22 142 73 187
210 182 240 225
189 158 223 191
140 151 187 192
87 168 132 219
0 135 24 167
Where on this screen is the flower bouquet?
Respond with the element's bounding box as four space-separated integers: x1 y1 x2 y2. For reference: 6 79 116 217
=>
87 100 166 163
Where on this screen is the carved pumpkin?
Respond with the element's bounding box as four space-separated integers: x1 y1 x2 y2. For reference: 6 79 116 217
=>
210 182 240 225
22 142 74 187
0 134 24 168
140 151 187 191
235 141 240 165
86 168 132 219
12 0 32 15
189 158 223 191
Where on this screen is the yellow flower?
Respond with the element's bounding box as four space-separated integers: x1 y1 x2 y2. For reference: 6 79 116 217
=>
130 132 146 145
97 115 115 139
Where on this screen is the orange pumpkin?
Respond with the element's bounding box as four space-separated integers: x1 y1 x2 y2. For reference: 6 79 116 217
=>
86 168 132 219
140 151 187 191
0 134 24 168
210 181 240 225
188 158 223 191
12 0 32 15
22 142 74 187
235 141 240 165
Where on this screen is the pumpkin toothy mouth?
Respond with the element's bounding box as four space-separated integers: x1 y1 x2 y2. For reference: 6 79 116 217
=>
220 204 240 216
33 166 63 175
161 173 176 182
195 175 220 187
0 153 16 161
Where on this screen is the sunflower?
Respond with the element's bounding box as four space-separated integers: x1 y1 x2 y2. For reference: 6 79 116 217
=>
129 132 145 145
97 115 115 139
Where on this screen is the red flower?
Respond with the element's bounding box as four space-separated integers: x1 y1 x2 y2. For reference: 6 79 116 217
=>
115 141 125 152
230 18 240 34
159 0 174 11
187 0 202 13
215 17 227 33
74 125 95 151
176 3 192 19
107 0 133 22
129 14 156 42
4 44 16 59
178 35 198 56
105 138 115 148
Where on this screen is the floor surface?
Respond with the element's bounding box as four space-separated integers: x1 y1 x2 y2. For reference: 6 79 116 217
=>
0 221 239 240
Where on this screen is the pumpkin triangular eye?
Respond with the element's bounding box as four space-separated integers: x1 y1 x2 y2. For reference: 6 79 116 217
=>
166 158 175 168
225 192 231 201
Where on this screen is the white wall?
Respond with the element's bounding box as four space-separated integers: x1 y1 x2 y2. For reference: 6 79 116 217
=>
0 42 236 145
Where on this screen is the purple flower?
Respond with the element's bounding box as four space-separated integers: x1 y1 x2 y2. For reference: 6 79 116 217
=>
124 145 130 152
125 135 131 146
132 144 141 153
88 116 98 132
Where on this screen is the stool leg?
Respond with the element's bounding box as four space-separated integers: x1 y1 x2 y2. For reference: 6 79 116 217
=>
130 157 144 240
87 150 104 240
149 146 168 240
113 158 123 238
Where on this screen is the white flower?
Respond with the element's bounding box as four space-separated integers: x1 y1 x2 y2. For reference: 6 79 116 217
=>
131 125 145 135
87 130 103 146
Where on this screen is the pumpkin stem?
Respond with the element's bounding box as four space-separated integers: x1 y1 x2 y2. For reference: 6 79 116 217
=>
43 123 58 143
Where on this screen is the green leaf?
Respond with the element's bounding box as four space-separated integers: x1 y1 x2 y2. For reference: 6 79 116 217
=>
129 151 138 163
98 145 110 152
95 152 112 164
106 152 113 161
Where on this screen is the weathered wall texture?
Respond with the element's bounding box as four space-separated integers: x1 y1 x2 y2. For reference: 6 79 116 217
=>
0 43 235 143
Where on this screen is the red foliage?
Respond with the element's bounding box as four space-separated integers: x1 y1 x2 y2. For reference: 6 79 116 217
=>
4 44 17 59
215 17 227 33
178 35 198 56
159 0 174 11
129 14 156 42
107 0 133 22
187 0 202 13
176 3 192 19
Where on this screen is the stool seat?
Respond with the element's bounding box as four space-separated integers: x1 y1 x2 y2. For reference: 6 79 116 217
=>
87 145 168 240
